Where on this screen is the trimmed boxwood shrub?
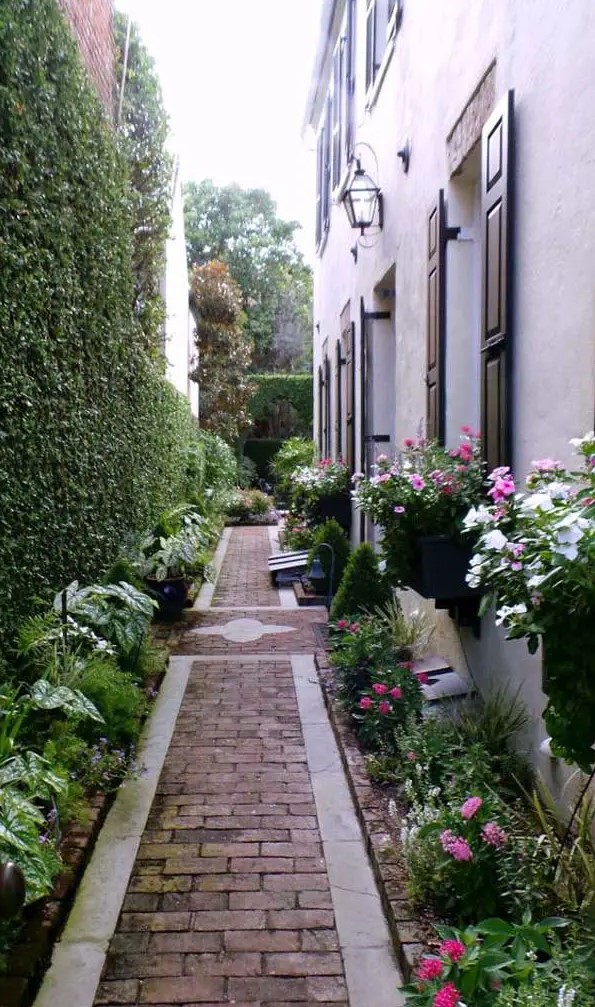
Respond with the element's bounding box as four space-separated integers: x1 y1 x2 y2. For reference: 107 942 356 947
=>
307 519 351 596
330 543 393 620
0 0 198 647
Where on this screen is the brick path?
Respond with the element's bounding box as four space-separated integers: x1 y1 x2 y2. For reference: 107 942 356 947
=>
94 528 351 1006
213 526 279 607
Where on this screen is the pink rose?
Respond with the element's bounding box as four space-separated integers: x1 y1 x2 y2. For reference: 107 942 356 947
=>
359 696 373 710
389 686 402 700
377 700 392 715
372 682 388 695
336 619 349 630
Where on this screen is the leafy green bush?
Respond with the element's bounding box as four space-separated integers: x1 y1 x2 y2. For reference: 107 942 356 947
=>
77 655 147 746
199 430 238 495
0 0 201 648
329 617 395 707
307 519 351 595
248 374 314 438
270 437 316 495
330 543 393 620
353 665 423 752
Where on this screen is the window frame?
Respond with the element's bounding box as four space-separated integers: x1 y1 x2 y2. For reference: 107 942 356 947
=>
365 0 402 111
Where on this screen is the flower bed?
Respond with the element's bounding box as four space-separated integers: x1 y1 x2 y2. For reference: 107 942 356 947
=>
315 610 595 1007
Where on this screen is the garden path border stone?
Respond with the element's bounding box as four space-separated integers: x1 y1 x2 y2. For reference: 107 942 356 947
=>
314 648 425 981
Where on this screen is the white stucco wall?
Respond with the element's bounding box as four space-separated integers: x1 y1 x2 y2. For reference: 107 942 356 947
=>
163 165 199 418
308 0 595 795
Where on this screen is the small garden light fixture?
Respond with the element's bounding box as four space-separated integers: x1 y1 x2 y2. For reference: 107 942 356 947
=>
342 157 383 235
307 542 336 610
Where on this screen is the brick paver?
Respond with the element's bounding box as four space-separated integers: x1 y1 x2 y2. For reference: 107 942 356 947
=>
213 526 279 607
94 529 349 1006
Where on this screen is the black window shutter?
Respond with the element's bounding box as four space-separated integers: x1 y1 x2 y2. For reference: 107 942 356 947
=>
346 322 355 473
335 338 343 458
324 355 332 457
426 191 446 443
322 98 332 234
480 90 514 472
317 365 324 454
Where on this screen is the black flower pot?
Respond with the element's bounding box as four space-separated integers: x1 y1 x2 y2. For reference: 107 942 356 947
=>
406 535 478 602
315 492 352 534
145 576 188 620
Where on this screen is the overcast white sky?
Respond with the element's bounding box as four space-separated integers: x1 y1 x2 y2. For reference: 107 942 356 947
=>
117 0 321 260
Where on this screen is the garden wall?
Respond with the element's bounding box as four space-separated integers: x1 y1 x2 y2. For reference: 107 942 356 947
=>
0 0 195 649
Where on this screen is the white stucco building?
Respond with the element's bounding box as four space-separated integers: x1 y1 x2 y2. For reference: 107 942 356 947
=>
304 0 595 790
162 158 198 417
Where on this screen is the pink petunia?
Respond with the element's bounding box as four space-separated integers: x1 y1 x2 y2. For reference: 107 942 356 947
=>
416 957 444 981
389 686 403 700
439 939 466 963
372 682 388 695
359 696 374 710
378 700 392 715
460 796 483 819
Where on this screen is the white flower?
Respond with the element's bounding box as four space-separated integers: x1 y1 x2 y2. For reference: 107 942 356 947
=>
378 559 387 573
527 572 547 588
463 505 493 529
483 529 508 551
521 491 555 513
495 602 527 626
570 431 594 448
558 985 577 1007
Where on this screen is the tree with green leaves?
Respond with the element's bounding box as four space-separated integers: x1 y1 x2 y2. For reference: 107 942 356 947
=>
190 261 255 441
115 13 172 351
183 180 312 372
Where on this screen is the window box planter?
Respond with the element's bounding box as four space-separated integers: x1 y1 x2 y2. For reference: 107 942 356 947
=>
406 534 479 602
314 492 352 534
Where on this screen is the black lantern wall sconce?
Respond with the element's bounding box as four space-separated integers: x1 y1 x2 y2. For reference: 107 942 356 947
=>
342 157 383 236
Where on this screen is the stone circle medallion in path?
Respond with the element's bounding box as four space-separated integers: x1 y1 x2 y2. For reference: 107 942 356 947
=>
190 616 297 643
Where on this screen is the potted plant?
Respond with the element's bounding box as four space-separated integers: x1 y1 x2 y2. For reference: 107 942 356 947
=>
354 429 485 599
141 531 204 619
291 458 352 533
464 434 595 770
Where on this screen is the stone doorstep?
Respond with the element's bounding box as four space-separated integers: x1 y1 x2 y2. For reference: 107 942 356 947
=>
314 650 424 982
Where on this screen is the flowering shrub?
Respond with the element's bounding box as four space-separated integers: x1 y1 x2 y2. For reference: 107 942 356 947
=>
403 791 514 919
404 917 568 1007
353 665 424 751
464 434 595 768
292 458 351 499
283 513 315 550
329 616 395 707
354 431 484 584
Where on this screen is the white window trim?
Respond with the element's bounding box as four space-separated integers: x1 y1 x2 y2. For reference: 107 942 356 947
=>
365 0 401 111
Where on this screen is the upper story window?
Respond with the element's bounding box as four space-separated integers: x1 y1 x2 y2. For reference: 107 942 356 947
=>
316 0 356 252
366 0 400 100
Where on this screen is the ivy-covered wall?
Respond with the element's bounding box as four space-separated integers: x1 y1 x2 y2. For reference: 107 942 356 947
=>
248 374 313 438
0 0 196 647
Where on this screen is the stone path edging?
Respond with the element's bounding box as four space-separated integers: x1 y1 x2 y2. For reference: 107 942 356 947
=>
193 527 232 611
32 656 194 1007
315 653 424 981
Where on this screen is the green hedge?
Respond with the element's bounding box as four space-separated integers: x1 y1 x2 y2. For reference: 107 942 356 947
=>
0 0 197 647
249 374 313 437
242 439 284 480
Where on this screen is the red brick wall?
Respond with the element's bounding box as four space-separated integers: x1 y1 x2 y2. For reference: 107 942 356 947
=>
58 0 116 118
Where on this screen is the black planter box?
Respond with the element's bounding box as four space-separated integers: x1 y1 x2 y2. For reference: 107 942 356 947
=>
406 535 478 602
315 492 352 534
145 577 188 620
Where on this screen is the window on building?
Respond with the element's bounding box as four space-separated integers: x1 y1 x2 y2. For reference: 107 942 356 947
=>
315 99 332 251
366 0 400 96
331 0 356 191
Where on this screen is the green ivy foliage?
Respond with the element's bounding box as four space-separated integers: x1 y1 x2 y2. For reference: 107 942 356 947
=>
248 374 313 437
0 0 197 648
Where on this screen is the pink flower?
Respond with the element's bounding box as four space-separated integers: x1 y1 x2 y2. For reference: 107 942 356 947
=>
441 830 473 861
416 957 444 981
349 622 361 633
461 424 480 438
416 671 429 685
481 822 508 848
488 475 516 502
378 700 392 715
403 437 415 448
377 453 388 463
393 505 406 514
429 469 445 485
433 982 462 1007
439 939 466 963
531 457 563 472
372 682 388 695
460 796 483 819
406 751 417 762
511 561 523 572
389 686 403 700
377 472 391 483
336 619 349 630
459 442 474 459
409 474 426 491
359 696 374 710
